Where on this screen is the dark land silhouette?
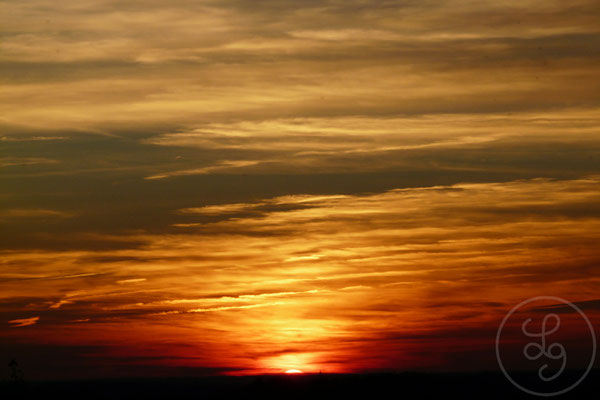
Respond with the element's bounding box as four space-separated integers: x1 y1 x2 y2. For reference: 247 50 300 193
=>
2 370 599 400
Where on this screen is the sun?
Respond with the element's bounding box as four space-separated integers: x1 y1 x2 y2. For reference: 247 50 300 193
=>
284 369 304 374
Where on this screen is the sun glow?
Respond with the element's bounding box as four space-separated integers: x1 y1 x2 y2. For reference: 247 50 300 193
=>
285 369 304 374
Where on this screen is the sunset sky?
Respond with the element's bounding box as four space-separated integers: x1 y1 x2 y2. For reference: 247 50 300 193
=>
1 0 599 379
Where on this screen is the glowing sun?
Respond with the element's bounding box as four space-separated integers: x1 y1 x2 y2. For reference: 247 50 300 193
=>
285 369 304 374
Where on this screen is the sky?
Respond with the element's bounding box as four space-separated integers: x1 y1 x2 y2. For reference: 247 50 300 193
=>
1 0 599 379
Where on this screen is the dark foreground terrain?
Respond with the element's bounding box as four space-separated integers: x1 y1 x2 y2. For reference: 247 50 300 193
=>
2 370 599 399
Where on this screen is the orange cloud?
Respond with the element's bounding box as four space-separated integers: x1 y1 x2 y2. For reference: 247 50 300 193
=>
8 316 40 327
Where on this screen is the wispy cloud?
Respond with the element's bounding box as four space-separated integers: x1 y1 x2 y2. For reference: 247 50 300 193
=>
0 136 67 142
117 278 147 285
145 160 261 180
8 316 39 327
0 208 72 219
0 157 59 168
188 302 285 313
1 177 599 373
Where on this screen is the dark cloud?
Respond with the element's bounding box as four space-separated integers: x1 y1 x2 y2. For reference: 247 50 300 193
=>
533 299 600 313
0 342 240 380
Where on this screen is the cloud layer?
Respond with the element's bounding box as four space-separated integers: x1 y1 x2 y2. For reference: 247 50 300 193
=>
2 177 599 375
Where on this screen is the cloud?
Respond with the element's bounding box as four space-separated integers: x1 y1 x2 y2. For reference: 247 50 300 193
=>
2 0 599 135
187 301 285 313
1 176 599 373
139 110 600 178
0 136 67 141
0 157 59 168
145 160 261 180
0 208 72 219
50 300 73 309
532 299 600 313
8 316 39 327
116 278 147 285
178 203 259 215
